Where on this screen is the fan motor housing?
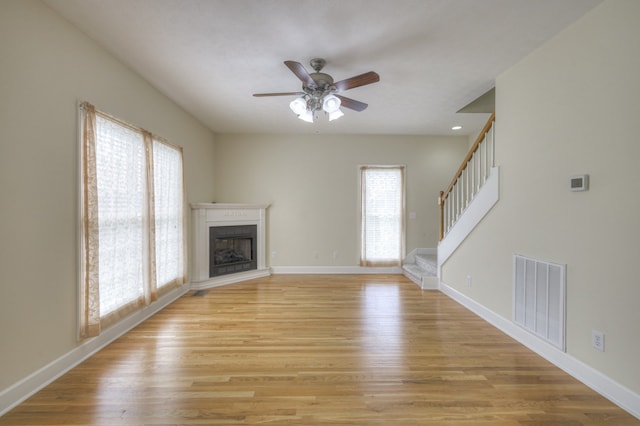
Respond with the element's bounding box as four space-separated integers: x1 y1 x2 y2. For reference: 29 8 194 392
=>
305 73 334 95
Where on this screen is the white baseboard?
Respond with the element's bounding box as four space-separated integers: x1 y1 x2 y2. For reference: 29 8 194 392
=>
439 281 640 420
0 285 190 417
271 266 403 274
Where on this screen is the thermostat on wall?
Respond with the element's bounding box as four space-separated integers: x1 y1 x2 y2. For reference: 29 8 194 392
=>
569 174 589 191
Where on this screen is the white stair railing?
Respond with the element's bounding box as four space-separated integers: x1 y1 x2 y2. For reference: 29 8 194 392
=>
439 113 495 240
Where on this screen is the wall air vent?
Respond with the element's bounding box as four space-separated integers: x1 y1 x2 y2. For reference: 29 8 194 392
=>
513 254 566 351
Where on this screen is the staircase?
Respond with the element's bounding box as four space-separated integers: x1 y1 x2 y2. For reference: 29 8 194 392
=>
404 114 497 290
403 249 439 290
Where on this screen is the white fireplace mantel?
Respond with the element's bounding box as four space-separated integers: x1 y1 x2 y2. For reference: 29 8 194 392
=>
191 203 270 289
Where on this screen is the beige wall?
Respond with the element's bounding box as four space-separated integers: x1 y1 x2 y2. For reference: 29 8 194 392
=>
0 0 215 390
213 134 468 267
0 0 472 396
442 0 640 394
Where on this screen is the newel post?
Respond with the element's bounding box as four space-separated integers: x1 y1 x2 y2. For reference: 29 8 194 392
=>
438 191 445 241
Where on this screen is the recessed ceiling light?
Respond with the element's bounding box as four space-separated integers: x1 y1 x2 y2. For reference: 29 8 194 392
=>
451 125 463 130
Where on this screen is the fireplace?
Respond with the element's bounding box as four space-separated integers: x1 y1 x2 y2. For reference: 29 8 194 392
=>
209 225 257 277
191 203 269 289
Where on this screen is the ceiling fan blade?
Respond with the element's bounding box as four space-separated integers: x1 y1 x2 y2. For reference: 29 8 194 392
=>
284 60 316 89
333 71 380 92
253 92 303 97
335 95 368 112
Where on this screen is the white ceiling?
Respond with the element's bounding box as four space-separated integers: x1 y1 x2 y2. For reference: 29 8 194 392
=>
43 0 602 136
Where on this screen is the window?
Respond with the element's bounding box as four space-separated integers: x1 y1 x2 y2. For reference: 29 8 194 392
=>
360 166 405 267
79 102 186 338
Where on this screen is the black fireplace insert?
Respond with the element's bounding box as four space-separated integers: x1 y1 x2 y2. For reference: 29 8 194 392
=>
209 225 257 277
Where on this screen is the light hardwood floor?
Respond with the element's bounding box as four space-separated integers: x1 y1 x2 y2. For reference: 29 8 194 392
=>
2 274 637 425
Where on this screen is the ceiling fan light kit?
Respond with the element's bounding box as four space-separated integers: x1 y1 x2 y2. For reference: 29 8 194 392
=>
322 95 341 113
254 58 380 123
328 109 344 122
289 97 307 115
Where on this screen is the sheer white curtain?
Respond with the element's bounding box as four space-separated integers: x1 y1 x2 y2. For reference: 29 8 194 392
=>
94 115 147 321
79 102 186 338
360 166 406 267
153 139 186 289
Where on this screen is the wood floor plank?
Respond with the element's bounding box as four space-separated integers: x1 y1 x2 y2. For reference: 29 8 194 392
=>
1 274 637 425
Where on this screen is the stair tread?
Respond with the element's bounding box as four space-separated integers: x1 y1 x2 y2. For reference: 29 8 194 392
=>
415 254 437 264
403 263 436 277
413 254 437 275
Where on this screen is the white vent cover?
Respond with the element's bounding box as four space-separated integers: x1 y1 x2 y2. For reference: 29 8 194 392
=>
513 254 566 351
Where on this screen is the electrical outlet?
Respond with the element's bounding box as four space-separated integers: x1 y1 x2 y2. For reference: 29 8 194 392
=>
592 330 605 352
271 251 277 259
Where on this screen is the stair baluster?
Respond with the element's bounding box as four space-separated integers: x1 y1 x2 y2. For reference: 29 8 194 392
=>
439 112 495 241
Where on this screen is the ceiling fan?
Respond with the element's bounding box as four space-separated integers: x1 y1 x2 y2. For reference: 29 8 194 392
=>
253 58 380 122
